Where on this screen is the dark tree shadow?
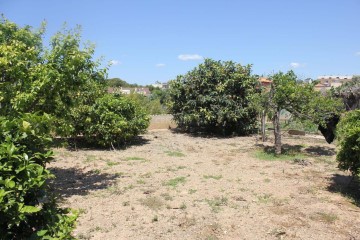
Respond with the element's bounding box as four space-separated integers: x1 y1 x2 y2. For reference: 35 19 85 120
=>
170 127 255 139
256 143 336 158
327 174 360 207
52 135 150 151
256 143 303 155
304 146 336 156
48 167 118 198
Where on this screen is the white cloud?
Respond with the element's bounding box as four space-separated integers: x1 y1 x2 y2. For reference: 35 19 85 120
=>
156 63 166 67
355 51 360 56
290 62 306 68
110 60 121 66
290 62 300 68
178 54 203 61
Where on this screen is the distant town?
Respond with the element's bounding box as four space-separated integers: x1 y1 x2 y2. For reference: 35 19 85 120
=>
107 75 356 96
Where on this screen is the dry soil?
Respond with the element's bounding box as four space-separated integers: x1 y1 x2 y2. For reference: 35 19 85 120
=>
49 130 360 240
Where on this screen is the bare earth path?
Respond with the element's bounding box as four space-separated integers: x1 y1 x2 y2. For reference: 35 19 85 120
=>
50 130 360 240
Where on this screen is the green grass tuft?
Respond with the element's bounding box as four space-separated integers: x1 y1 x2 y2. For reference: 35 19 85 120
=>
165 151 185 157
163 177 186 188
203 175 223 180
125 156 146 161
254 149 305 161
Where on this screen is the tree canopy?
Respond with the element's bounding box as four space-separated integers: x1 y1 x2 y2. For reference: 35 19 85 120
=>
0 17 149 238
336 110 360 176
168 58 260 135
263 71 343 154
0 18 106 120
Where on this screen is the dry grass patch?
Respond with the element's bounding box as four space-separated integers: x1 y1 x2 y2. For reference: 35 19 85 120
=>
310 211 338 224
139 196 164 210
206 196 228 213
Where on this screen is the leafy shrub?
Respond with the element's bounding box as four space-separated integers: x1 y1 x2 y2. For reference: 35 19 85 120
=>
168 59 259 135
76 94 150 147
125 93 168 115
336 110 360 176
0 114 77 239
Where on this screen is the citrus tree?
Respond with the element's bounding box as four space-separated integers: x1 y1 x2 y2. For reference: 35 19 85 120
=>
265 71 343 154
168 59 260 135
0 17 148 238
0 18 106 121
336 110 360 177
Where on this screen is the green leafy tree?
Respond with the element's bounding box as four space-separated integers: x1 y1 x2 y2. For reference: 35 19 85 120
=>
0 114 77 239
106 78 140 88
168 59 260 135
75 94 150 147
125 92 168 115
333 75 360 110
0 18 106 132
336 110 360 177
0 17 114 238
266 71 343 154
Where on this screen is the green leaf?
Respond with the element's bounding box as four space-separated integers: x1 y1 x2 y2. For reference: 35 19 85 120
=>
21 205 41 213
22 121 31 129
5 179 15 188
36 230 48 236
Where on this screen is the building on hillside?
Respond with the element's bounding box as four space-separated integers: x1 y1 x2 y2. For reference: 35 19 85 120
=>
259 77 272 89
314 83 328 93
107 87 151 96
134 87 151 96
107 87 133 95
107 87 121 94
152 81 169 89
120 87 133 95
315 75 353 91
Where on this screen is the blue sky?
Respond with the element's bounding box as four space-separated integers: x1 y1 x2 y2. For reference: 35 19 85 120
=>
2 0 360 85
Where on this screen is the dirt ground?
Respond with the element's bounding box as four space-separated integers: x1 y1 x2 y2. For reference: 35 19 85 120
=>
49 130 360 240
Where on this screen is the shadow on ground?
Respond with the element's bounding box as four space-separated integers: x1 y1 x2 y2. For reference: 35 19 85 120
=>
256 143 336 157
170 127 253 139
327 174 360 207
49 167 118 198
53 135 150 151
256 144 303 155
305 146 336 156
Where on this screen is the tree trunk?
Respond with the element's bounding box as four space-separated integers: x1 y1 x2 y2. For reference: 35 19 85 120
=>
261 110 266 142
273 109 282 155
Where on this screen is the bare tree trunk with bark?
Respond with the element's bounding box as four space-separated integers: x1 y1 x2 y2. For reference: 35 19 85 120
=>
273 109 282 155
261 110 266 142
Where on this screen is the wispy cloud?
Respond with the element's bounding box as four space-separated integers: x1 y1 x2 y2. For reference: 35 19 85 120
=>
156 63 166 67
178 54 203 61
290 62 306 68
110 60 121 66
355 51 360 56
290 62 300 68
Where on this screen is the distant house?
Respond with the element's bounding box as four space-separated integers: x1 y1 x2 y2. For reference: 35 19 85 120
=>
120 87 133 95
259 77 272 88
315 75 353 91
152 81 169 89
134 87 151 96
107 87 133 95
314 83 328 93
107 87 121 94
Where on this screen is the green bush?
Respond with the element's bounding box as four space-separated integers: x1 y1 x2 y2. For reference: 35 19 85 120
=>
0 114 77 239
76 94 150 147
125 93 168 115
168 59 259 135
336 110 360 176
